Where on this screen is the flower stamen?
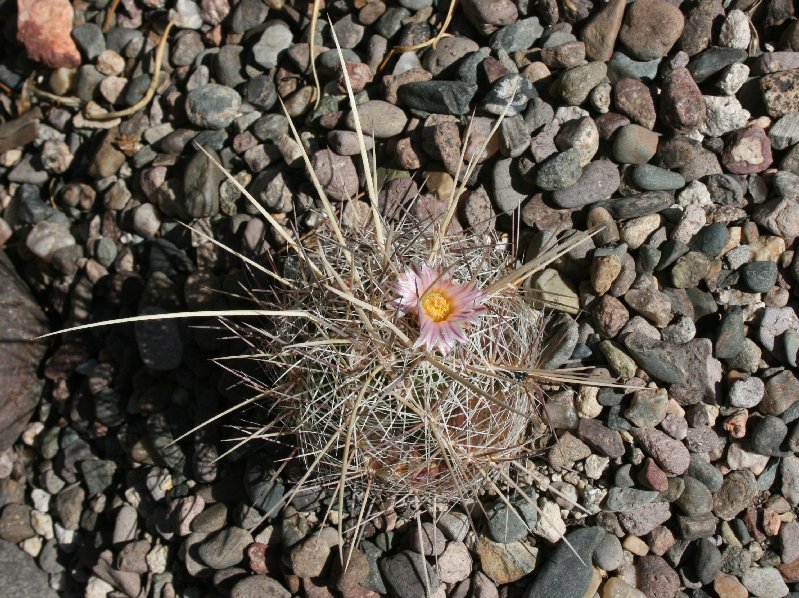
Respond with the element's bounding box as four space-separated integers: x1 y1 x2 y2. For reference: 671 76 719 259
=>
421 290 453 322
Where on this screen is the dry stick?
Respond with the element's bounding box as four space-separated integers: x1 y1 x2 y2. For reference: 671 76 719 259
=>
35 309 316 339
104 0 122 32
378 0 460 71
309 0 323 109
86 19 176 121
28 86 82 108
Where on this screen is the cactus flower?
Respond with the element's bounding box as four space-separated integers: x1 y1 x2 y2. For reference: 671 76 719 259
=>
392 264 486 355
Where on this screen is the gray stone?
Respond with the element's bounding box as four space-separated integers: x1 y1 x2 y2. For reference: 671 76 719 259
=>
380 550 440 597
0 540 58 598
741 567 789 598
252 22 293 69
492 158 529 213
486 496 538 543
769 112 799 150
631 164 686 191
197 527 253 569
551 160 620 208
398 81 478 115
185 84 241 130
523 527 605 598
490 17 544 52
535 149 582 191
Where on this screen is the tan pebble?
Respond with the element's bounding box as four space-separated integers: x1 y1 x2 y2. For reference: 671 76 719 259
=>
622 535 649 556
584 566 602 598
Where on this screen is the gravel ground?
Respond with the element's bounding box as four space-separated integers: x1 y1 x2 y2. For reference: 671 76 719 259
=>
1 0 799 596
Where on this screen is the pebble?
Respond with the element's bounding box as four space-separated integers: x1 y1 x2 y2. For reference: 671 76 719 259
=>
345 100 407 138
581 0 626 62
523 527 604 598
535 149 582 191
231 575 291 598
555 62 608 106
185 84 241 130
722 125 773 175
197 527 253 569
551 159 620 209
632 427 689 475
714 469 758 520
379 550 440 596
490 17 544 52
312 149 358 202
741 566 789 598
701 95 751 138
613 124 658 164
398 81 478 115
436 542 472 583
618 0 684 60
631 164 685 191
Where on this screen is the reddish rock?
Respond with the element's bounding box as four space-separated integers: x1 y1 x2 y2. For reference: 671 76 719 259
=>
743 506 767 542
596 112 631 140
337 62 373 94
520 193 576 233
638 457 669 492
647 525 676 555
540 41 586 69
722 125 773 175
660 67 707 132
632 427 690 475
779 557 799 583
619 0 685 60
247 542 269 574
636 555 680 598
17 0 81 68
613 78 657 129
461 0 518 33
592 294 630 338
393 136 423 170
311 149 358 202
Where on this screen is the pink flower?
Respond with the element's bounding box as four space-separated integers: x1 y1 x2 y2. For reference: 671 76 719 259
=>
391 264 486 355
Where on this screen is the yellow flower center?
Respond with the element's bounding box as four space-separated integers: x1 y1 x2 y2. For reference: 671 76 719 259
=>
421 289 453 323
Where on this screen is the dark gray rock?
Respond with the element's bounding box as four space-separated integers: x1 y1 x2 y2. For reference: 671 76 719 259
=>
379 550 439 597
490 17 544 52
72 23 106 60
485 495 538 543
535 149 583 191
183 148 223 219
740 261 778 293
0 251 48 450
523 527 605 598
398 81 478 115
134 306 184 371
